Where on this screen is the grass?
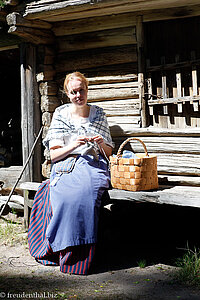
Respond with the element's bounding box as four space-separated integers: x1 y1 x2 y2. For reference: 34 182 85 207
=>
175 244 200 286
137 259 146 268
0 213 27 246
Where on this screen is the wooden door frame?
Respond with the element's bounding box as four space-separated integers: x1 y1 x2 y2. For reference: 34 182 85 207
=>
20 43 42 182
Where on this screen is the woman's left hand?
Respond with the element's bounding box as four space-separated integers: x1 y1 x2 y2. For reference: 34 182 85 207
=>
90 135 104 145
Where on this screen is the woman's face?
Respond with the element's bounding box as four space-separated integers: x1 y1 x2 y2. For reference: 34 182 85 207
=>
67 78 88 107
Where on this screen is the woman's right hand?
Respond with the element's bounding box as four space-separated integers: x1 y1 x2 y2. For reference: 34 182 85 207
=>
72 136 88 148
50 136 88 163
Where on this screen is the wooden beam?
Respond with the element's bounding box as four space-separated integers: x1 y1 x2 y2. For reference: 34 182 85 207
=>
57 27 136 53
56 45 137 73
20 43 42 182
148 95 200 106
7 12 52 29
108 185 200 208
23 0 200 22
136 15 147 127
8 25 54 44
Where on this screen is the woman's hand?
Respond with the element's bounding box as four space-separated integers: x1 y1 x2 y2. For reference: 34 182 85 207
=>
90 135 112 158
90 135 104 145
50 136 89 163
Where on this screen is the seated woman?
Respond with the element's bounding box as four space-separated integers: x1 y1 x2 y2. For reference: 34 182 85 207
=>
28 72 113 275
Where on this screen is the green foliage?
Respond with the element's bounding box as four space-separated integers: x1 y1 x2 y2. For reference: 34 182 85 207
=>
0 0 6 8
137 259 146 268
175 245 200 286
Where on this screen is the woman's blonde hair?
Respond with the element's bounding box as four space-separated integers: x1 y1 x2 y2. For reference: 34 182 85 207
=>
64 72 89 94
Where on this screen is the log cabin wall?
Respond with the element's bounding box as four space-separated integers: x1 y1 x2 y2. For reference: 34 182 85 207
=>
5 1 200 185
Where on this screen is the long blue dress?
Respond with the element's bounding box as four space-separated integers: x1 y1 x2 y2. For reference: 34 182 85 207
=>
28 155 110 274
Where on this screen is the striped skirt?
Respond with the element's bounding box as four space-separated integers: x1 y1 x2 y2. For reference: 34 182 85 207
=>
28 180 95 275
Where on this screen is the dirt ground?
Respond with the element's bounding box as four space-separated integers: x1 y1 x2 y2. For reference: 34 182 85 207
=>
1 202 200 300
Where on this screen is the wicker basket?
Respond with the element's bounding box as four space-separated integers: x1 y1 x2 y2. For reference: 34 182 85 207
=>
109 137 159 192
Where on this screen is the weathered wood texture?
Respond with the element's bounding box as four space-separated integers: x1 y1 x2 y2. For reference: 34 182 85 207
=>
20 43 42 182
57 27 136 52
109 185 200 208
23 0 200 23
0 166 23 194
55 45 137 73
6 12 54 45
111 128 200 187
19 181 200 213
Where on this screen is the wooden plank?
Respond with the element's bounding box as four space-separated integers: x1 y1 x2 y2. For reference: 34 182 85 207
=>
53 12 138 36
156 154 200 176
158 175 200 186
108 185 200 208
8 26 54 45
20 181 41 191
55 45 137 73
19 181 200 208
136 15 146 127
148 95 200 105
0 166 23 193
88 87 138 102
108 116 141 130
20 44 42 182
125 136 200 154
39 81 58 96
24 0 200 22
89 81 138 89
88 74 138 84
57 27 136 53
94 99 140 116
6 12 52 29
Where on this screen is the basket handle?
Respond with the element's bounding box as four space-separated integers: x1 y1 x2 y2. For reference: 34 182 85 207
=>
117 137 149 157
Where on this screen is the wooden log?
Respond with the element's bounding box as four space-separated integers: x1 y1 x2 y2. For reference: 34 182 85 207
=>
8 26 54 45
156 154 200 176
88 87 138 102
55 45 137 73
36 65 56 82
88 82 139 102
20 44 41 183
52 6 200 36
136 15 146 127
94 99 140 117
57 27 136 53
108 185 200 208
89 81 138 89
24 0 200 22
88 74 138 84
148 95 200 105
108 116 141 131
6 12 52 29
53 12 138 36
0 195 24 213
110 126 200 137
0 166 23 193
39 81 58 96
41 95 60 113
42 111 53 126
158 175 200 186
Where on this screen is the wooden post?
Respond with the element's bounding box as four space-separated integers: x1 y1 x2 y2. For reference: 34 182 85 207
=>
136 15 147 127
20 43 42 183
161 56 168 115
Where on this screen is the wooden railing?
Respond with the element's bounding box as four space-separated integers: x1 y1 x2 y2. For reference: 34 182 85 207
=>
146 53 200 115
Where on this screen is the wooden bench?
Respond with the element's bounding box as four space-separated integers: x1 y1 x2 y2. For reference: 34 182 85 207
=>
20 181 200 229
20 128 200 229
